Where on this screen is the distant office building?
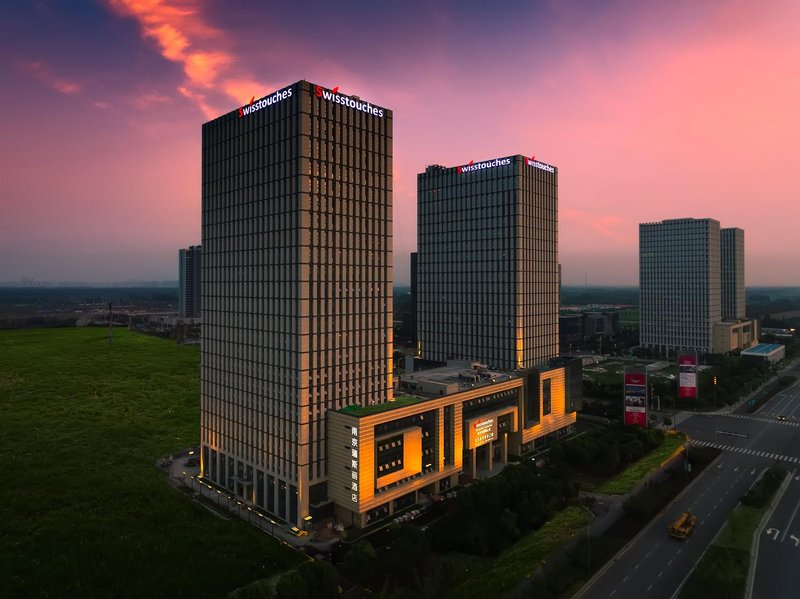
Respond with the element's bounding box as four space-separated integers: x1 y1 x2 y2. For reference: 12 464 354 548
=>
558 310 621 347
178 245 201 318
417 155 559 370
559 314 583 344
712 319 758 353
410 252 418 346
721 228 745 320
200 81 393 527
639 218 755 355
741 343 785 363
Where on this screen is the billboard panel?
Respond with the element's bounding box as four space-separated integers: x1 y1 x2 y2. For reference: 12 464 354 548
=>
678 352 698 399
467 416 497 449
624 370 648 427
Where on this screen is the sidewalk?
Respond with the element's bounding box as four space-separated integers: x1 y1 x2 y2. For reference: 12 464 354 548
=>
160 451 341 555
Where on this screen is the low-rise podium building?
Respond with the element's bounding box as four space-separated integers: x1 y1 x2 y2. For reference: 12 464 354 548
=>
328 358 581 527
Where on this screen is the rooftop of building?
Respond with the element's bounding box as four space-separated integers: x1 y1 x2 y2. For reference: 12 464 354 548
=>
338 393 431 417
423 154 556 174
742 343 784 355
400 361 521 394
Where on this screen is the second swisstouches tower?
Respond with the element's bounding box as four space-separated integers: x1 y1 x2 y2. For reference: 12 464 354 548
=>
200 81 393 527
417 155 559 370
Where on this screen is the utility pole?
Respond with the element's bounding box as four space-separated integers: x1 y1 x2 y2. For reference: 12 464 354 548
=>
580 505 594 576
108 302 113 347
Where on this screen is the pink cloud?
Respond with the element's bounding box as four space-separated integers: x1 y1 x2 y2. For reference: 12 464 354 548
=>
177 85 217 119
24 60 80 95
104 0 263 114
132 91 173 109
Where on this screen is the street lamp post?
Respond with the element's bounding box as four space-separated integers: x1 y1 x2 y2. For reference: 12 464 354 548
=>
579 505 594 576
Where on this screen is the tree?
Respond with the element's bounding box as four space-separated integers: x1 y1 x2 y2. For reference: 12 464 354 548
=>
338 540 380 588
296 560 339 599
274 571 309 599
275 560 339 599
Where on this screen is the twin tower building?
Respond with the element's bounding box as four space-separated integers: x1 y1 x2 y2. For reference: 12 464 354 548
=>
200 80 580 529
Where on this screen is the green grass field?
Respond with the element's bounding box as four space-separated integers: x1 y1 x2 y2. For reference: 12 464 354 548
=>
0 328 302 599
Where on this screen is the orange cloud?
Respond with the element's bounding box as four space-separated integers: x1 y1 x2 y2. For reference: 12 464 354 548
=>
177 85 217 119
222 78 271 104
145 22 190 60
184 51 230 86
105 0 242 114
25 60 80 95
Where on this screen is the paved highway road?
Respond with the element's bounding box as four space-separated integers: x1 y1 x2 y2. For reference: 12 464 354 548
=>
750 383 800 599
578 378 800 599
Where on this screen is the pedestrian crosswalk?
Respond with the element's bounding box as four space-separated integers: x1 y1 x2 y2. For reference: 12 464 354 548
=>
716 413 800 427
690 439 800 463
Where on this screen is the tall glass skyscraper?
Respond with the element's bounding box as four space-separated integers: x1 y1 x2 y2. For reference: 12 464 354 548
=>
200 81 393 526
721 227 745 320
639 218 722 354
417 155 559 370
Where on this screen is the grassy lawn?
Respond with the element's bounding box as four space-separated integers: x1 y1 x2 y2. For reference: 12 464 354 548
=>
595 435 684 495
0 328 302 599
445 506 592 599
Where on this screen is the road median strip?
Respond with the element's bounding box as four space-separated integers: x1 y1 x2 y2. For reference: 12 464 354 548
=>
676 466 788 599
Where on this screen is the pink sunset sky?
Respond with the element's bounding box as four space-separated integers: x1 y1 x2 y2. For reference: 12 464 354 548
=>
1 0 798 285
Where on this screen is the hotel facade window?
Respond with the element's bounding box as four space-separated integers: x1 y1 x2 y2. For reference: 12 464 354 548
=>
200 81 393 527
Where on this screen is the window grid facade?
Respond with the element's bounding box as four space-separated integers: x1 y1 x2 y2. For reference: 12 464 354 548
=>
639 218 723 354
417 156 558 370
721 227 745 320
200 81 393 527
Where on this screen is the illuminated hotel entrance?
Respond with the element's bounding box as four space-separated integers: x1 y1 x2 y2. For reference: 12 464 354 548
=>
463 406 517 479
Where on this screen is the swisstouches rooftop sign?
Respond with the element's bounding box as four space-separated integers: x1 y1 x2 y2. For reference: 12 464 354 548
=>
455 155 557 174
238 85 293 118
237 82 387 119
526 157 555 173
315 85 385 117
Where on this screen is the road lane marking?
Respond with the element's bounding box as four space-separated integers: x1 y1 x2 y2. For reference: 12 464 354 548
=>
779 492 800 542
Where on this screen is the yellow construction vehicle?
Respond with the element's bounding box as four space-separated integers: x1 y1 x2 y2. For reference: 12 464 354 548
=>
668 511 697 541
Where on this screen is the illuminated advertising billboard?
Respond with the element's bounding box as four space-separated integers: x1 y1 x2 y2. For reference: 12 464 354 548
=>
624 370 647 427
467 416 497 449
678 352 698 399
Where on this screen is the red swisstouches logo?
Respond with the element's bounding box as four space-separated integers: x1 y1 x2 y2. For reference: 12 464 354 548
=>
457 160 475 174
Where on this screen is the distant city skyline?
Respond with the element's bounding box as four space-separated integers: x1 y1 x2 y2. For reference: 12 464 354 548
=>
2 0 800 285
